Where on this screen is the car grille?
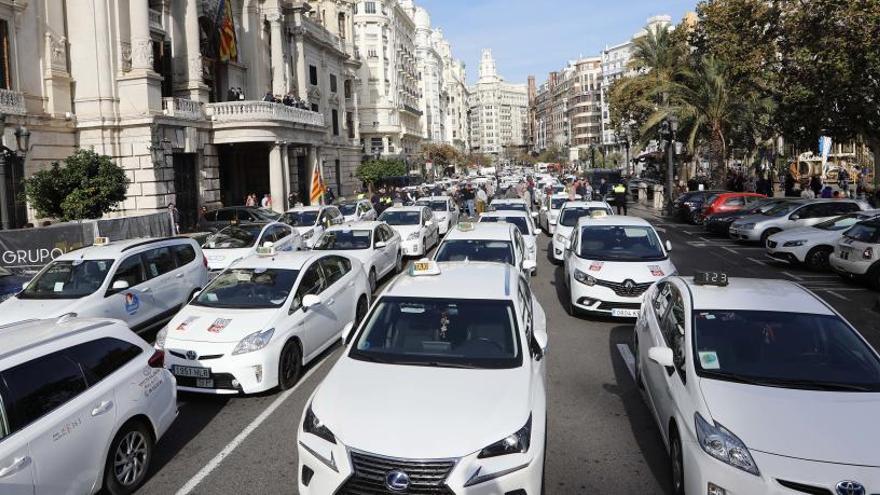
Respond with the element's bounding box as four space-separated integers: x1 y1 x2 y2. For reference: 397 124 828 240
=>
776 479 832 495
767 240 778 248
594 279 653 298
597 301 641 311
336 450 456 495
169 350 224 360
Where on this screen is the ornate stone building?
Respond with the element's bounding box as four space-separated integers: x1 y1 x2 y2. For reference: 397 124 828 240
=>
468 49 528 156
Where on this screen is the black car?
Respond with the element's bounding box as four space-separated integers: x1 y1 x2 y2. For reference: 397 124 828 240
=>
703 198 792 235
198 206 280 232
671 190 725 223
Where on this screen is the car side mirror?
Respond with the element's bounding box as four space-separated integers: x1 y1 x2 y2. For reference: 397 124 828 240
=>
20 281 28 291
534 330 548 353
190 289 202 301
790 214 800 221
342 322 356 344
425 220 434 226
262 241 275 248
374 241 387 249
648 346 675 368
302 294 322 310
535 228 543 235
665 240 673 252
111 280 130 291
522 259 537 272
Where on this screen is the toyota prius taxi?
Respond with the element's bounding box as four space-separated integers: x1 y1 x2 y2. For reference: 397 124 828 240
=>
297 260 548 494
157 248 370 394
563 215 675 317
634 273 880 495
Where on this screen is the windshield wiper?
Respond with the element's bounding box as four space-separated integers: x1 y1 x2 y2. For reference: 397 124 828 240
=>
702 371 874 391
393 360 480 369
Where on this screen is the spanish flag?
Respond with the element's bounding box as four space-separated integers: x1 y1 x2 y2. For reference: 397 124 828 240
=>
310 164 327 205
216 0 237 62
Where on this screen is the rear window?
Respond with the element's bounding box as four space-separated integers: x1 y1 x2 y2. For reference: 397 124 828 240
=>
1 352 88 432
844 223 880 243
65 338 143 384
174 244 197 265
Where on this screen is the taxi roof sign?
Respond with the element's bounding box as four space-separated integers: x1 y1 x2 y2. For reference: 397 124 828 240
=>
255 245 277 257
693 271 728 287
409 258 441 277
457 221 475 232
93 236 111 246
590 210 608 218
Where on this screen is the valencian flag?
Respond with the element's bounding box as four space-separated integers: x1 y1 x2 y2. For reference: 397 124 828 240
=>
215 0 237 62
310 164 327 205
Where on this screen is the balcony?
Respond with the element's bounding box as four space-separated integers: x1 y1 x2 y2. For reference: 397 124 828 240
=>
149 8 164 33
206 101 325 127
0 89 26 115
162 97 205 121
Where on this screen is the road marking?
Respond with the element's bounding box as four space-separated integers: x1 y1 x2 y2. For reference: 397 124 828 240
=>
747 257 768 266
822 290 849 301
682 231 703 236
721 247 739 255
616 343 636 381
780 271 804 281
174 353 337 495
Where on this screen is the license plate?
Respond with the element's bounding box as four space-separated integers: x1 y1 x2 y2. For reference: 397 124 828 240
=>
611 308 640 318
195 378 214 388
172 365 210 378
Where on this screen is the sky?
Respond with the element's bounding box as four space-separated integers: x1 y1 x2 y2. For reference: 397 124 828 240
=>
417 0 698 85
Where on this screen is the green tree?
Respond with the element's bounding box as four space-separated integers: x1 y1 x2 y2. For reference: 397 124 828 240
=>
355 159 407 189
420 143 463 172
24 149 129 221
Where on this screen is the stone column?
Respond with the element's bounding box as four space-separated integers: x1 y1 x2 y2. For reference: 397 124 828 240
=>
269 143 287 213
117 0 162 114
267 9 285 96
183 0 211 101
293 7 308 98
129 0 152 71
352 83 361 141
67 0 117 119
282 145 292 210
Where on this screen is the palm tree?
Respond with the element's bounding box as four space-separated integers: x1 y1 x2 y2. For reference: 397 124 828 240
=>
629 24 687 85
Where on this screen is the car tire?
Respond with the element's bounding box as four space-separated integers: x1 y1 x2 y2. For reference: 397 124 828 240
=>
633 332 644 390
355 296 368 327
278 340 302 390
805 246 833 271
760 228 781 247
690 211 702 225
368 268 377 294
670 428 685 495
566 294 580 318
104 420 153 495
394 251 404 274
869 265 880 291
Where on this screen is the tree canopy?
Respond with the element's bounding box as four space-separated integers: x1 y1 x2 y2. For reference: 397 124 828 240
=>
355 159 408 186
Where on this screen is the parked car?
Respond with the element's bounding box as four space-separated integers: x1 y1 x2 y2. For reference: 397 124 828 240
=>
415 195 460 235
703 198 792 236
671 190 725 223
281 206 344 248
0 317 176 495
766 210 880 270
729 199 867 245
0 266 30 303
337 200 377 223
538 193 581 234
198 206 280 232
478 210 541 275
202 222 303 272
0 237 208 333
313 221 403 293
830 217 880 289
698 192 767 223
378 206 440 257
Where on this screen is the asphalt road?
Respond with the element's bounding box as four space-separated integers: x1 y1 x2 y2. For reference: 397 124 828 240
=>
134 208 880 495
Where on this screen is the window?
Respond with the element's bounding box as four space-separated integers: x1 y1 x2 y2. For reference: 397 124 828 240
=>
320 256 351 285
2 351 88 433
143 247 176 279
215 209 236 221
364 1 376 14
291 263 326 311
66 338 143 384
173 244 197 266
311 103 319 113
110 255 147 292
309 65 318 85
330 74 338 93
660 284 686 381
332 109 339 136
0 21 10 90
344 80 352 99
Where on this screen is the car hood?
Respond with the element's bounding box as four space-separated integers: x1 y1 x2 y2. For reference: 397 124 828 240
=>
700 379 880 466
572 256 675 282
312 357 534 458
0 296 83 324
769 227 839 244
204 248 252 270
732 214 775 227
390 225 421 239
163 304 278 344
555 225 575 239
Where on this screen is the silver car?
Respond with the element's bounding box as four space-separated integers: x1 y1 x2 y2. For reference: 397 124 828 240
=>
729 199 866 245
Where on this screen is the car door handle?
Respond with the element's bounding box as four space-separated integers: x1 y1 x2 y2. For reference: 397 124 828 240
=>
327 298 335 306
175 273 185 278
91 400 114 416
0 456 31 478
139 287 152 293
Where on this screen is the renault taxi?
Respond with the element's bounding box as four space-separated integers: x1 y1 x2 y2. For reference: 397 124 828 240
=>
563 216 674 317
378 206 440 257
297 261 548 494
634 273 880 495
313 222 403 293
551 201 614 262
202 222 303 272
158 248 370 394
478 210 541 275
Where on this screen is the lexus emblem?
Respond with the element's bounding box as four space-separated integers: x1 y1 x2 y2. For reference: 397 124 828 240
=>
186 350 197 360
385 470 411 492
623 279 636 296
836 481 866 495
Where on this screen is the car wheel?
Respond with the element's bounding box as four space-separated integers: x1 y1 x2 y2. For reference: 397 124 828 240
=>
278 340 302 390
869 265 880 291
690 211 702 225
355 296 368 327
394 251 404 274
368 268 377 294
805 246 833 271
104 421 153 495
633 332 644 390
566 294 579 317
760 228 780 247
670 429 685 495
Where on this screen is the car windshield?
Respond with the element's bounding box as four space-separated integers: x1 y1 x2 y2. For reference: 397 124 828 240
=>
314 230 372 250
19 259 113 299
280 211 319 226
492 202 528 212
693 310 880 391
434 240 514 265
194 268 298 309
815 213 868 231
338 204 358 216
204 225 262 249
560 207 608 227
579 225 665 261
844 222 880 243
0 266 11 277
379 211 421 225
350 297 522 369
416 200 448 212
762 203 800 217
551 198 569 209
480 216 531 235
253 208 281 221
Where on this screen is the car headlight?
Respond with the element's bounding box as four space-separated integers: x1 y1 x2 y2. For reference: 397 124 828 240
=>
739 223 756 230
155 326 168 350
303 403 336 444
695 413 760 476
302 229 314 240
573 268 596 286
231 328 275 355
782 240 807 247
864 247 874 260
478 415 531 459
554 233 566 243
407 231 420 241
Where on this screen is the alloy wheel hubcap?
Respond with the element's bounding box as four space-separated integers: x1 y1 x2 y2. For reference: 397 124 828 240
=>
114 431 147 486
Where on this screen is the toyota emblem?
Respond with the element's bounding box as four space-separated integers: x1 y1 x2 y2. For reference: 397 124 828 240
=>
186 350 197 360
385 470 411 492
836 481 866 495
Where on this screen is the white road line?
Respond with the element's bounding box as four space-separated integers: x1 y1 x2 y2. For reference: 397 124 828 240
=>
616 343 636 381
822 290 849 301
780 271 804 281
682 231 703 236
721 247 739 255
175 353 337 495
796 274 839 278
747 257 768 266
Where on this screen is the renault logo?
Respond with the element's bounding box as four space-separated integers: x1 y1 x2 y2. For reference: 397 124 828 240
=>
385 470 411 492
623 279 636 296
836 481 866 495
186 350 198 360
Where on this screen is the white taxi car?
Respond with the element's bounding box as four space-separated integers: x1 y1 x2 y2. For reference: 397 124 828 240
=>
830 217 880 290
551 201 614 262
563 216 675 317
478 210 541 275
766 210 880 270
490 197 532 216
202 222 303 272
0 237 208 332
297 261 548 494
158 249 370 394
378 206 440 257
539 192 581 234
433 222 535 274
313 222 403 293
0 317 176 495
338 200 377 223
634 273 880 495
415 196 460 235
281 205 344 248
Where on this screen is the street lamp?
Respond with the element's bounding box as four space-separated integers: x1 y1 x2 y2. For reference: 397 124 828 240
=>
14 126 30 154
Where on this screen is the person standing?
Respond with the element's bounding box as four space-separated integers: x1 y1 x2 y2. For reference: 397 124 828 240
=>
261 194 271 208
613 182 628 215
598 178 609 199
476 185 489 215
462 185 476 218
168 202 181 234
245 193 256 207
838 167 851 197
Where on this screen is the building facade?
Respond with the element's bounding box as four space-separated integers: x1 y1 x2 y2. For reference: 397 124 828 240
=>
468 49 528 156
568 57 603 160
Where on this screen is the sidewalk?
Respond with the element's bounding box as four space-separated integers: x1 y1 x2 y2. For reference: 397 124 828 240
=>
626 202 666 221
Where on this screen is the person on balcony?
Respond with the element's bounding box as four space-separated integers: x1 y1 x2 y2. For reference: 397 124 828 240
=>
263 91 274 102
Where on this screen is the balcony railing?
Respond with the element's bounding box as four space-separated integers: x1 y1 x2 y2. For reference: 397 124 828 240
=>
207 101 325 127
0 89 26 115
162 97 205 121
149 9 163 32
